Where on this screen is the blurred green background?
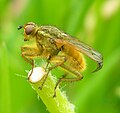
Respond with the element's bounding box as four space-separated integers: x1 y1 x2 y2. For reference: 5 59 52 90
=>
0 0 120 113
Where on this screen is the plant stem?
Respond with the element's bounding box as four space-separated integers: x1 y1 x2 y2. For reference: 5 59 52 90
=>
28 67 75 113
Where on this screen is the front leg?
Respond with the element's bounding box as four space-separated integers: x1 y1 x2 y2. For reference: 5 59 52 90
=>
21 46 41 79
21 54 34 79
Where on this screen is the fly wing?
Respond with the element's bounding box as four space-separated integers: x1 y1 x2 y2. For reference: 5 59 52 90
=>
67 38 103 72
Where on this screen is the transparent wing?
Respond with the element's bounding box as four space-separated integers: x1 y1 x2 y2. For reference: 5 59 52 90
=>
65 37 103 72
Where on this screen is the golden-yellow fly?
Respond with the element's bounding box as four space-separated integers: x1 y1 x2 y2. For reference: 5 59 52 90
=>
18 22 103 97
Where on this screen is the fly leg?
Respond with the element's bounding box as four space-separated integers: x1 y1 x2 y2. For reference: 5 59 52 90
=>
21 46 40 79
38 60 51 90
53 73 67 97
53 64 83 97
22 54 34 80
38 56 67 90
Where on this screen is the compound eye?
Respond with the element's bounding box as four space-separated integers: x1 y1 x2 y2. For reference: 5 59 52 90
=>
25 25 34 35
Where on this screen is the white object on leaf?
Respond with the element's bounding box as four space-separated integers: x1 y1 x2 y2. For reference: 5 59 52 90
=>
28 67 46 83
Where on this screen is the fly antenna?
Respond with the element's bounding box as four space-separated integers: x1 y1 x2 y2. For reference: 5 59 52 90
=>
18 25 23 30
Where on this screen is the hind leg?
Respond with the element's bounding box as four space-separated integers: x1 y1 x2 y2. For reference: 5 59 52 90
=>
53 64 83 97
